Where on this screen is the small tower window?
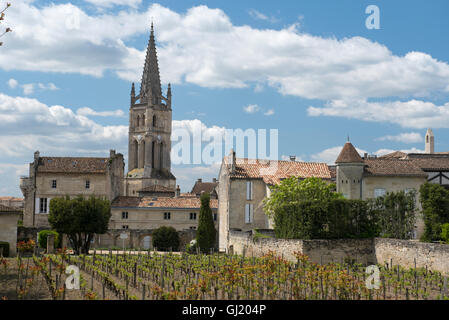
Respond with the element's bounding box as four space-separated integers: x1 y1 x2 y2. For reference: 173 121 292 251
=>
136 115 140 127
153 115 157 127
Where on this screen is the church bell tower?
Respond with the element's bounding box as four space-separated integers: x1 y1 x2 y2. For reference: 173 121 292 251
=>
126 23 176 196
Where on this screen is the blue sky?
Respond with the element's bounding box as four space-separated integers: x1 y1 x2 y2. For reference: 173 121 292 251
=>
1 0 449 196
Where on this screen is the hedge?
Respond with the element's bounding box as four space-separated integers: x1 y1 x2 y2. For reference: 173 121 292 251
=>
0 241 9 257
152 226 180 251
274 194 415 240
38 230 60 250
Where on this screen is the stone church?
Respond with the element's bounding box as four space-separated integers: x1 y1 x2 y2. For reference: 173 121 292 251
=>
20 25 217 248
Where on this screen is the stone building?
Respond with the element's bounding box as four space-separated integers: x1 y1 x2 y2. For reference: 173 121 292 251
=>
20 150 124 228
191 178 218 199
217 149 332 251
0 197 24 209
0 204 21 256
335 134 449 239
125 23 176 197
110 195 218 231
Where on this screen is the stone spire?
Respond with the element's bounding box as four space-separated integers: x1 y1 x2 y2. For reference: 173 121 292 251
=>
425 128 434 154
130 82 135 106
139 22 162 105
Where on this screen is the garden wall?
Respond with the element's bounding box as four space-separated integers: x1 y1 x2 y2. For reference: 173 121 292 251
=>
228 230 449 274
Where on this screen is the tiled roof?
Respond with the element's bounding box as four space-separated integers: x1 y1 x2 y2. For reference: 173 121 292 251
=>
112 196 218 209
0 204 22 213
37 157 108 174
406 153 449 171
0 196 23 201
363 159 427 177
335 142 364 163
225 158 331 185
379 151 407 159
191 181 218 195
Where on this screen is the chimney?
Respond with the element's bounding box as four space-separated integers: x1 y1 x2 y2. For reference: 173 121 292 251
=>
289 155 296 162
230 149 236 174
175 185 180 197
364 153 368 159
197 178 202 183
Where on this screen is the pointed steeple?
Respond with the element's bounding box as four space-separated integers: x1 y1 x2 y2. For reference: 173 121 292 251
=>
130 82 135 106
140 22 162 105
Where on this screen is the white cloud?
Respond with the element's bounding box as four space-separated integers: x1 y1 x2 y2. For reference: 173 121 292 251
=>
83 0 142 8
172 163 221 193
38 82 58 91
376 132 423 144
264 109 275 116
308 99 449 129
7 79 18 89
248 9 278 23
77 107 125 117
22 84 34 95
3 2 448 106
243 104 260 114
310 145 367 164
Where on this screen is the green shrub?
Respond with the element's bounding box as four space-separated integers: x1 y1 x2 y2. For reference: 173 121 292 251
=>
152 226 179 251
420 183 449 242
441 223 449 244
38 230 60 249
185 240 197 254
0 241 10 257
196 192 216 253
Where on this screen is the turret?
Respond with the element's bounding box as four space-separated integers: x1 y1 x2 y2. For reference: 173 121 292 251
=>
335 140 364 199
166 83 172 108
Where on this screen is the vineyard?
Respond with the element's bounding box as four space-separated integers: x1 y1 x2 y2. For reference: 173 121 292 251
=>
1 250 449 300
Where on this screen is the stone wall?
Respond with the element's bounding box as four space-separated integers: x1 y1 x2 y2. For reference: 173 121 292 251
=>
374 238 449 274
0 212 20 257
228 230 449 274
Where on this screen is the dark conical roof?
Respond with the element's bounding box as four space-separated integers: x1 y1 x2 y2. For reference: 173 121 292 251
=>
335 142 364 163
139 23 162 104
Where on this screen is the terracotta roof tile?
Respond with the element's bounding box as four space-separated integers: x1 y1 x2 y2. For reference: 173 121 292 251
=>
379 151 407 159
138 185 175 193
37 157 108 174
335 142 363 163
191 181 218 195
112 196 218 209
225 158 331 185
406 153 449 171
363 159 427 177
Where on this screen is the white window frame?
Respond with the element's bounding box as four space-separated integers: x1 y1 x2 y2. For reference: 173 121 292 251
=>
245 203 253 224
246 181 253 200
38 198 48 214
51 180 57 189
374 188 386 198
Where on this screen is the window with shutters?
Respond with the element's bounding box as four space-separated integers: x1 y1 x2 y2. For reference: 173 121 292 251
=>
39 198 48 213
246 181 253 200
245 203 253 224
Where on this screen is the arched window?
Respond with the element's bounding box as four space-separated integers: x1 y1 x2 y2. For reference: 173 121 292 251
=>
133 140 138 169
159 143 163 169
142 115 145 127
136 115 140 127
153 115 157 127
426 136 429 143
151 141 155 169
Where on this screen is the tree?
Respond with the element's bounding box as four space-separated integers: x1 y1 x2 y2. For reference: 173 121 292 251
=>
48 196 111 255
0 2 12 47
196 192 216 253
38 230 60 250
152 226 179 251
419 182 449 242
264 177 343 218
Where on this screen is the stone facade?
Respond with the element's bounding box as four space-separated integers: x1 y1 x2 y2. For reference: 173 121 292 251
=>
0 205 21 257
228 230 449 274
20 150 124 228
